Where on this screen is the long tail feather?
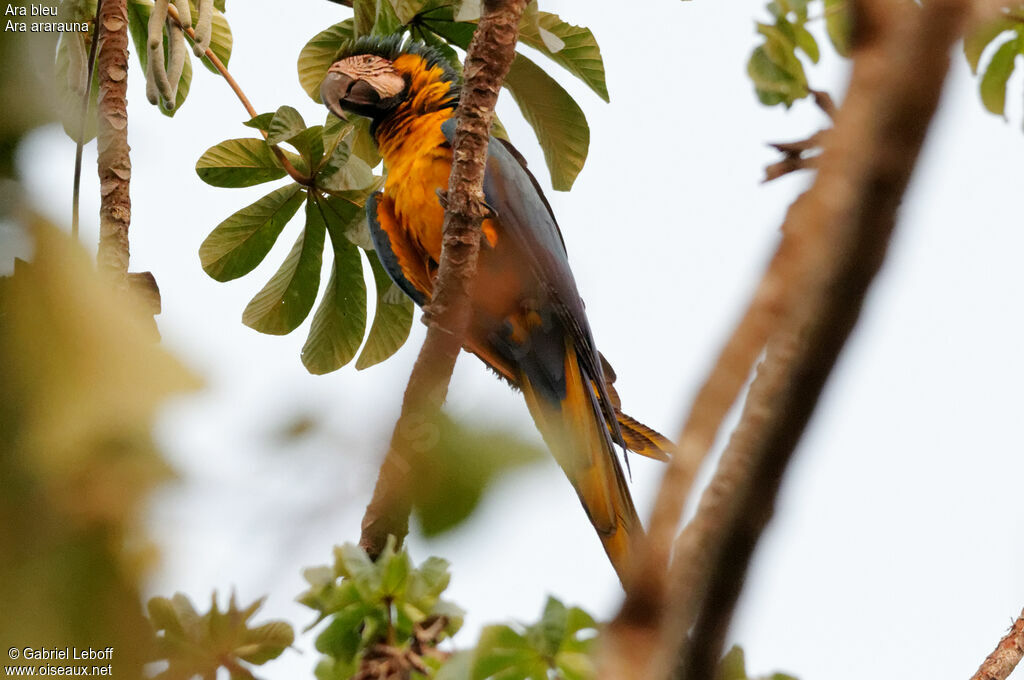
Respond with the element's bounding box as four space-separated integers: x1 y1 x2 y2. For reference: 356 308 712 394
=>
519 343 642 583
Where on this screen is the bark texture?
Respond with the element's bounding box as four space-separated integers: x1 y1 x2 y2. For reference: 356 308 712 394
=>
359 0 528 558
95 0 132 281
599 1 969 678
970 609 1024 680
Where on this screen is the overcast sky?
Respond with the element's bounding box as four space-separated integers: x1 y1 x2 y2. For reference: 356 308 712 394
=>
15 0 1024 678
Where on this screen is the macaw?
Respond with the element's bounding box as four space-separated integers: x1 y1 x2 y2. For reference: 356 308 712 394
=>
320 37 673 582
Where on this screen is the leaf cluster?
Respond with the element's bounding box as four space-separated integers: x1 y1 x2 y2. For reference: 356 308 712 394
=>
196 106 411 374
298 540 464 679
147 592 294 680
746 0 849 108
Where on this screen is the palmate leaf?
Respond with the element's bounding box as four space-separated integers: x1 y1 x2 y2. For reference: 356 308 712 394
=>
301 194 368 374
355 251 414 370
195 137 286 187
242 194 327 335
147 592 293 679
199 185 305 281
298 19 355 101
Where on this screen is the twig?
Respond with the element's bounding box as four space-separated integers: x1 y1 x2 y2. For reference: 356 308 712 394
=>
970 608 1024 680
763 130 826 182
165 4 312 187
72 0 104 241
94 0 132 282
598 0 969 678
358 0 529 558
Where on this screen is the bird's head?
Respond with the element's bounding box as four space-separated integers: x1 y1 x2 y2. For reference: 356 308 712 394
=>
320 37 460 123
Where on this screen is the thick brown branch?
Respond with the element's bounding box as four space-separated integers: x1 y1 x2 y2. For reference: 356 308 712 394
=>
94 0 131 281
599 1 968 678
358 0 528 559
970 609 1024 680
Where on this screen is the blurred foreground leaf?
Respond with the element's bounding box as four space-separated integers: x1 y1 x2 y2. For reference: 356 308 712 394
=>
0 218 199 674
411 413 546 537
147 592 294 679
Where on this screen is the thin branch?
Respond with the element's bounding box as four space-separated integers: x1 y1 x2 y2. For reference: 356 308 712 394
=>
358 0 528 558
599 0 969 678
970 609 1024 680
72 0 104 241
165 3 312 187
94 0 132 282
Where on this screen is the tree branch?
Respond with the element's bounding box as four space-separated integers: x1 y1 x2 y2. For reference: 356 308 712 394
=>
165 3 311 186
94 0 132 282
358 0 528 559
970 609 1024 680
599 1 969 678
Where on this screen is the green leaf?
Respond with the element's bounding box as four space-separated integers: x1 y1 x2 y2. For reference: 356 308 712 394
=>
965 17 1018 74
350 116 383 168
824 0 851 57
353 0 375 37
436 651 474 680
794 22 819 63
504 53 591 190
517 11 609 102
268 105 308 146
236 621 294 664
242 195 326 335
244 112 276 132
334 544 382 599
301 196 368 374
380 548 412 597
411 413 545 536
980 37 1020 116
715 645 747 680
374 0 405 36
298 19 355 101
199 185 305 281
195 138 286 187
355 251 414 370
473 625 537 680
530 597 568 658
747 44 807 107
320 155 377 193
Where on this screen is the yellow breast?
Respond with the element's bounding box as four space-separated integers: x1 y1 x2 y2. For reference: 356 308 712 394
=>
378 109 453 264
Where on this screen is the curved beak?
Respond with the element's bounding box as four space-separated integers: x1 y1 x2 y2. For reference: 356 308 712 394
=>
320 71 353 121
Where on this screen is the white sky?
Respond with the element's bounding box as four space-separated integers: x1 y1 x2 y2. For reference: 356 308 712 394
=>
15 0 1024 678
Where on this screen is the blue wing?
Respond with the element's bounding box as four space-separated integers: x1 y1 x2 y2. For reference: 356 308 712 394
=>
440 119 623 446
